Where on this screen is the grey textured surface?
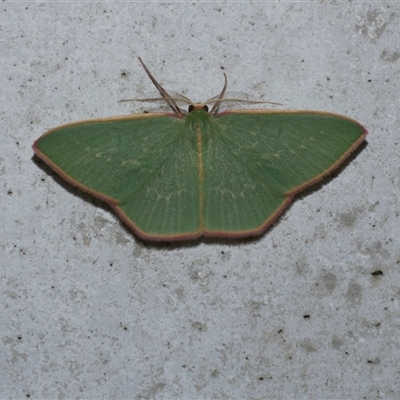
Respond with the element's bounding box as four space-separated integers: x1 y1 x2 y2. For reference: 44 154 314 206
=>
2 2 400 399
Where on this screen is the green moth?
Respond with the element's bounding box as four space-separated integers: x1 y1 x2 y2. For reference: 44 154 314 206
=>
33 58 367 241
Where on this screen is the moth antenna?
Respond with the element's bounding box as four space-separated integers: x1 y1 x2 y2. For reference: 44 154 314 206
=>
138 57 183 116
210 73 228 115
